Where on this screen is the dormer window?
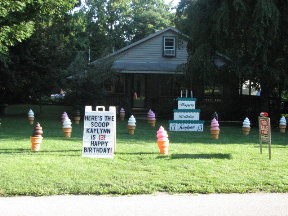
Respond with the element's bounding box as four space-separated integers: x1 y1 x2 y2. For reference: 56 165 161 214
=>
163 36 176 57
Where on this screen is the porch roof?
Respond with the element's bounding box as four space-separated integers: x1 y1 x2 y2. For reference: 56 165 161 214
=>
111 61 184 74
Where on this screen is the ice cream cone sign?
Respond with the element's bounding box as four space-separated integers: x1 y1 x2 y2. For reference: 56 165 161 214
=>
242 117 251 135
28 109 35 125
279 116 286 133
119 108 125 121
61 112 68 122
147 109 152 122
128 115 136 135
148 111 156 127
73 110 81 124
63 117 72 137
30 122 43 151
210 118 220 139
156 126 169 155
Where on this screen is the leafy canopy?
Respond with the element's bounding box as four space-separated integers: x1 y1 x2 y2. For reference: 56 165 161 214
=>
0 0 78 61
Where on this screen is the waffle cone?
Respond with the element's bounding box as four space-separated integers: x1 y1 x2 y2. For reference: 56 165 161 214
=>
120 115 125 121
74 116 80 124
210 130 220 139
149 119 156 127
242 127 250 135
28 117 34 125
30 136 42 151
157 141 169 154
279 125 286 133
128 125 136 135
63 128 72 137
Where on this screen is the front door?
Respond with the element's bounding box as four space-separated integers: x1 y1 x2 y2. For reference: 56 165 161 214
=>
133 74 145 107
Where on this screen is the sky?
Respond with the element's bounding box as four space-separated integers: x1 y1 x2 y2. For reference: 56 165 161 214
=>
73 0 181 13
166 0 180 7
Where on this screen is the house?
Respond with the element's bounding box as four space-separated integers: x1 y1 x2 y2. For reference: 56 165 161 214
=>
91 27 189 117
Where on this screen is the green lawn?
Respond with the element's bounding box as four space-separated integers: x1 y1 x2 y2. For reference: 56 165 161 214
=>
0 105 288 196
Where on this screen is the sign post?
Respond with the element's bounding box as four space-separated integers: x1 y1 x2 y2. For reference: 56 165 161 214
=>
258 116 271 160
82 106 116 158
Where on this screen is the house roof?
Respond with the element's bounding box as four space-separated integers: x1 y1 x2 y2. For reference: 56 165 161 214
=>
91 27 190 64
112 61 184 74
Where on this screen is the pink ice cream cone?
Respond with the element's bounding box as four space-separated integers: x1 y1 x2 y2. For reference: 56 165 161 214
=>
156 126 169 154
210 118 220 139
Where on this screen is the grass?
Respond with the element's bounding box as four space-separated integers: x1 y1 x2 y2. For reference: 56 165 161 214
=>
0 105 288 196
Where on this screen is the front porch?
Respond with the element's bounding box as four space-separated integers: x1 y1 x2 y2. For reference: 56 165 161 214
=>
102 73 180 118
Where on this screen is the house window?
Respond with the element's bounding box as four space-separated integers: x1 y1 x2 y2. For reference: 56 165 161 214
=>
163 36 176 57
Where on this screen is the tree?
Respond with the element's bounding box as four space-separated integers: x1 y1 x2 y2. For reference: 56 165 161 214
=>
176 0 288 113
0 0 78 63
82 0 174 54
0 0 175 105
126 0 174 42
0 0 79 103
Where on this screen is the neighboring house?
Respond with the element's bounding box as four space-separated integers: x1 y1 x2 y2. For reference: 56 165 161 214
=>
91 27 189 116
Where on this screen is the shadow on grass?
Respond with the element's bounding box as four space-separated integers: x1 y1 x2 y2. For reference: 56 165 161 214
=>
116 152 158 155
169 153 232 159
0 149 81 154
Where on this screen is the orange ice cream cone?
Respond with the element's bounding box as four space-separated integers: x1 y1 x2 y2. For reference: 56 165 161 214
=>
30 136 42 151
156 126 169 155
157 140 169 154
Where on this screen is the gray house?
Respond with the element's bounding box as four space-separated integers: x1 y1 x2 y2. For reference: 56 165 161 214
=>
93 27 189 116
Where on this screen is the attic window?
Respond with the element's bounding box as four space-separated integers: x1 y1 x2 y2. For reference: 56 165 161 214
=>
163 36 176 57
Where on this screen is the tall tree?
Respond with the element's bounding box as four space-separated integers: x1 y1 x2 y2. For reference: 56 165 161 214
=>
0 0 79 103
82 0 174 54
176 0 288 112
127 0 174 42
0 0 78 62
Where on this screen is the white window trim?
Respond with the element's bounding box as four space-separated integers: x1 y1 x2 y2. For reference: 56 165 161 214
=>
163 36 176 57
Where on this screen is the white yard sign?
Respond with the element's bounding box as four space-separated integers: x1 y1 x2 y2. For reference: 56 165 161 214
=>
174 112 199 121
178 101 195 109
82 106 116 158
169 123 203 132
